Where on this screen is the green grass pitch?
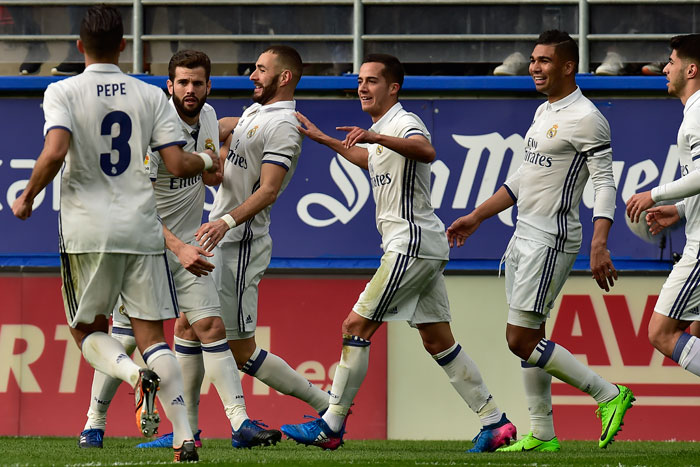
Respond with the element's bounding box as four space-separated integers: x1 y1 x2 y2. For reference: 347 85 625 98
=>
2 437 699 466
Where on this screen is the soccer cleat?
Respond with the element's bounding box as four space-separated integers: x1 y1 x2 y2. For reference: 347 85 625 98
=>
137 430 202 448
134 368 161 437
78 428 104 448
173 439 198 462
231 419 282 448
596 384 635 448
280 415 345 450
467 413 517 453
497 432 561 452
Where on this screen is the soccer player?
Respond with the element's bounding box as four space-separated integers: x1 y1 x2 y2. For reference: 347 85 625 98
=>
194 45 331 420
77 50 281 451
11 6 219 463
279 53 516 452
626 34 700 379
447 30 634 452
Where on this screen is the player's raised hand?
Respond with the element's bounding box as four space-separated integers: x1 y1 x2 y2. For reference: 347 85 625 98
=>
175 243 215 277
296 111 328 143
11 195 33 220
590 246 617 292
446 214 481 248
337 126 377 149
195 219 229 252
646 205 681 235
626 190 655 223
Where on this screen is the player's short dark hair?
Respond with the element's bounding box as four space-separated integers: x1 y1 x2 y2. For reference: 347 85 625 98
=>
168 50 211 81
671 34 700 65
262 45 303 86
363 53 405 90
80 4 123 59
536 30 579 67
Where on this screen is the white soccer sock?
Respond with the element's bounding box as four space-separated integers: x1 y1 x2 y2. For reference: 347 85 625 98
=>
243 347 329 413
174 337 205 432
674 333 700 376
527 338 618 403
83 327 137 431
433 343 502 426
81 332 141 387
201 338 248 431
323 336 370 433
521 361 555 440
143 342 193 448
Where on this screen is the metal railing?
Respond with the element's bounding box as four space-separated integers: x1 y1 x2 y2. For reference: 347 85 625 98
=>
0 0 687 74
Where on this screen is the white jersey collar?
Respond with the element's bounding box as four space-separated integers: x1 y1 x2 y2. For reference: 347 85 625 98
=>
546 86 582 112
370 102 403 133
684 89 700 115
259 99 296 113
84 63 121 73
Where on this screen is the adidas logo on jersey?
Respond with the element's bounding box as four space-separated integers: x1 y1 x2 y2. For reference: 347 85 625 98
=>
172 395 186 406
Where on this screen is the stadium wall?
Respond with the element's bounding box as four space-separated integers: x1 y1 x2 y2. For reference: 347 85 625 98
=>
2 75 697 441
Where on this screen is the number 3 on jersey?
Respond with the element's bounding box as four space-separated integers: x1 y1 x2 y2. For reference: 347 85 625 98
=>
100 111 132 176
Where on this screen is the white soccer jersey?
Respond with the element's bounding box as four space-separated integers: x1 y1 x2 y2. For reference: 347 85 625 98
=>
651 90 700 245
43 63 184 254
209 100 301 242
366 103 449 260
149 101 218 241
504 87 616 253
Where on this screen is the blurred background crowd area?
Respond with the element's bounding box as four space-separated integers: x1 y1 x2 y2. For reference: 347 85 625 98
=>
0 0 695 78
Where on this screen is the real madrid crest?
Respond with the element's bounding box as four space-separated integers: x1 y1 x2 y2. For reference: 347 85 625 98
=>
546 124 558 139
205 138 216 152
247 125 259 138
376 145 384 155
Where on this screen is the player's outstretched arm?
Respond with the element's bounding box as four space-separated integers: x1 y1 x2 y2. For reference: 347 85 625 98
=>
12 128 70 220
218 116 239 142
162 223 214 277
626 190 655 223
447 186 515 248
296 111 369 169
195 162 288 252
159 146 219 179
590 218 617 292
646 205 681 235
341 130 435 163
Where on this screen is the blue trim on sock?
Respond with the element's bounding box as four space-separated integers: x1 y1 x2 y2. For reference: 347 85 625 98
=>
175 343 202 355
535 339 556 368
343 335 371 347
672 333 692 363
521 360 536 368
242 348 268 375
142 343 171 363
111 326 134 337
202 342 230 353
436 344 462 366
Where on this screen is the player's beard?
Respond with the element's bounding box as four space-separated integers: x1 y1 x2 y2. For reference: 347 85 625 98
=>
173 93 207 119
252 74 280 105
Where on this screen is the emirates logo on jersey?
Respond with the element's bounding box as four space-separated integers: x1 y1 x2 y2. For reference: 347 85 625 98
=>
376 145 384 155
546 124 558 139
205 138 216 152
247 125 258 138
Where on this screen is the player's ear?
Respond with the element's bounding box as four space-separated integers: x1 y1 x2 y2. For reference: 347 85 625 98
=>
687 62 699 80
166 79 174 96
279 69 292 87
119 38 126 52
77 39 85 55
206 79 212 96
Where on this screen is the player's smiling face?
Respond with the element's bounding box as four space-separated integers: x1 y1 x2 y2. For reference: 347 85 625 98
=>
358 62 399 121
250 52 281 105
529 44 570 100
168 66 210 122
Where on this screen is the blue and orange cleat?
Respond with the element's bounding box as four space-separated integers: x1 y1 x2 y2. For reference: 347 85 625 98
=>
468 413 517 452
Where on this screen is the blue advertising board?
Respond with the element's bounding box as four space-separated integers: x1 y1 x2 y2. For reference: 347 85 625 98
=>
0 93 686 269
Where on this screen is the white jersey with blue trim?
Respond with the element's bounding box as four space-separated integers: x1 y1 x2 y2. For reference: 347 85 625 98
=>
42 63 185 254
504 87 616 253
209 100 301 243
367 102 449 260
149 101 218 241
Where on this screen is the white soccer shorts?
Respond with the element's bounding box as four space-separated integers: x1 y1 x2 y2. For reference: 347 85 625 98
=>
352 251 451 326
164 247 221 324
654 249 700 322
504 236 576 329
211 234 271 340
60 252 178 328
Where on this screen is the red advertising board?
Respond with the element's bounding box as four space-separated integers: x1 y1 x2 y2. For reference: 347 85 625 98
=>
0 275 387 440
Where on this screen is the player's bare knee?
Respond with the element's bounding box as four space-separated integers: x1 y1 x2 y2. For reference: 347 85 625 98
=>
190 316 225 344
505 334 533 360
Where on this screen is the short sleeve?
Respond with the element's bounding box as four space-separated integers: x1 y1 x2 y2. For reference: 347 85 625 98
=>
396 113 430 141
261 119 302 170
42 83 72 136
149 89 186 152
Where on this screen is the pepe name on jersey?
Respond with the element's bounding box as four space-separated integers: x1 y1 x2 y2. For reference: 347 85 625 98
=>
96 82 126 97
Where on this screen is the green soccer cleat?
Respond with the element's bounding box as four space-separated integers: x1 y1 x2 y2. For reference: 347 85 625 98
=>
596 384 635 448
496 432 561 452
